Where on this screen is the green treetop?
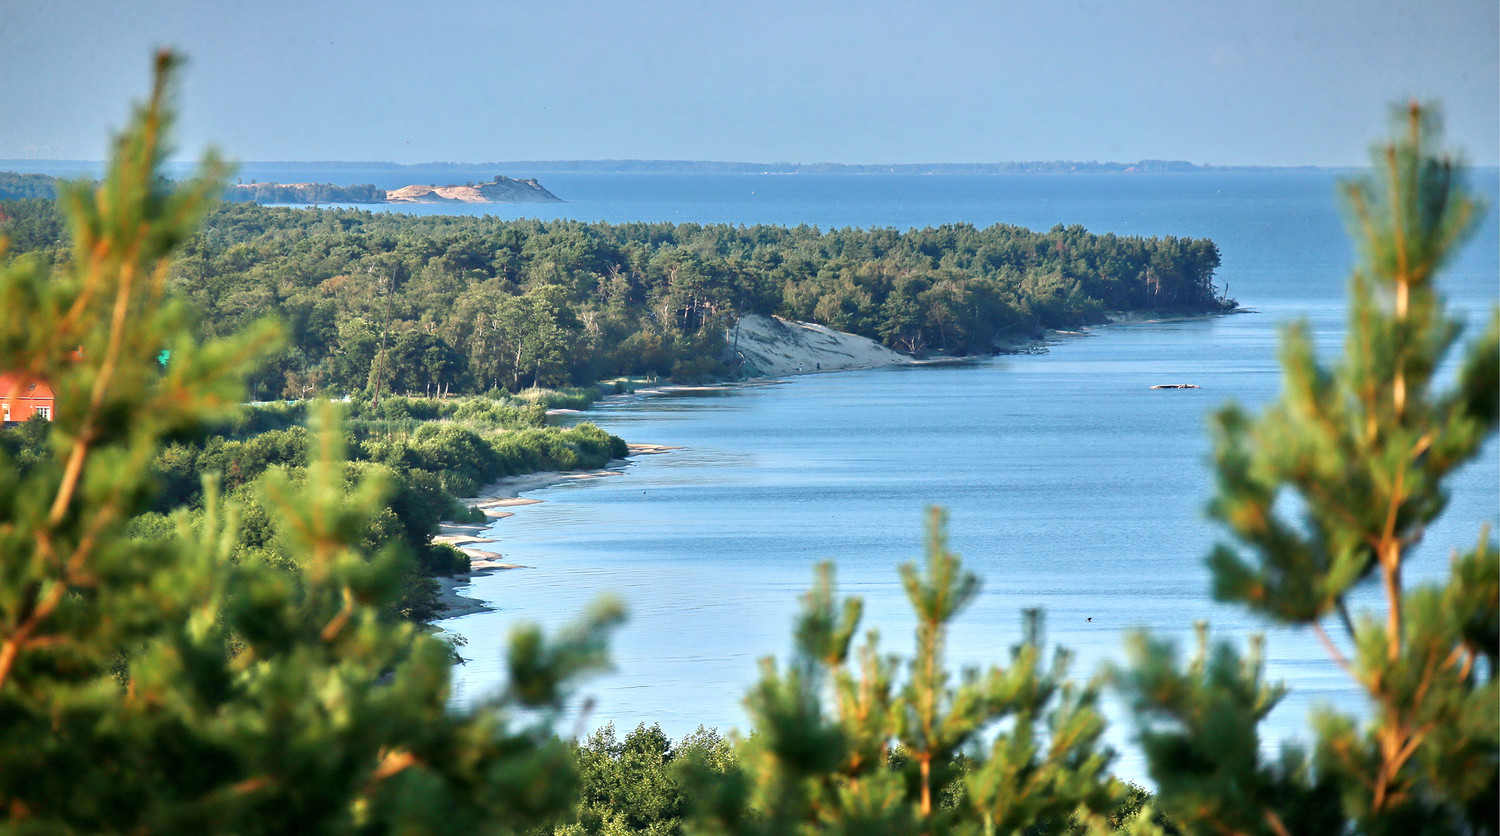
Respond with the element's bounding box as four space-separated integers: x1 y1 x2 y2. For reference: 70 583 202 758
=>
684 509 1125 835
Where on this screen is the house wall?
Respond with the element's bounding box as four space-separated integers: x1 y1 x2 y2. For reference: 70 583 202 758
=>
0 377 55 422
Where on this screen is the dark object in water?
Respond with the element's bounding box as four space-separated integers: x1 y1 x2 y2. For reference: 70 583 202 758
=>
1150 384 1201 389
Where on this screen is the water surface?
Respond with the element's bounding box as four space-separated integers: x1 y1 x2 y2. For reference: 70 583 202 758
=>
432 171 1499 778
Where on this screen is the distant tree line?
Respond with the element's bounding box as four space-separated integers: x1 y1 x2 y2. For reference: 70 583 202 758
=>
0 170 58 199
225 181 388 204
1 171 391 205
0 197 65 252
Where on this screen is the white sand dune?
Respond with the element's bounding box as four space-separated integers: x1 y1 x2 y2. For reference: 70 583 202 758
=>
727 315 912 376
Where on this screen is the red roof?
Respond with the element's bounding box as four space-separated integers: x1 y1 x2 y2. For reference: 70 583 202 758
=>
0 372 55 402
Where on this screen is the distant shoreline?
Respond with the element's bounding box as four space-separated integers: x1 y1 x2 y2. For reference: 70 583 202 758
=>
0 170 565 205
2 159 1381 180
430 448 677 619
226 176 562 205
425 306 1248 620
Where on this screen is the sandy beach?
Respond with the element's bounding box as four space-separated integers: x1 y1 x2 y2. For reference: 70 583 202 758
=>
430 445 683 618
723 310 1242 376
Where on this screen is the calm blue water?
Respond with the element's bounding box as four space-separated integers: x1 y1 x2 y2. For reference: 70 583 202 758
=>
417 171 1499 779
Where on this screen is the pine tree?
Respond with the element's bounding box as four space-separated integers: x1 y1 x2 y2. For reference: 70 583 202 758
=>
686 509 1124 835
1116 104 1498 835
0 52 620 835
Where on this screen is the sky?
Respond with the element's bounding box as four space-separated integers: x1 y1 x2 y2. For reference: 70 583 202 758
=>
1 0 1496 167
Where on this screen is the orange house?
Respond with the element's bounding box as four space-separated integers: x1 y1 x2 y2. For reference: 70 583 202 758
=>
0 373 55 423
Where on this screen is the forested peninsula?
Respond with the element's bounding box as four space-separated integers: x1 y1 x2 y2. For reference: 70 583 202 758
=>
4 199 1233 400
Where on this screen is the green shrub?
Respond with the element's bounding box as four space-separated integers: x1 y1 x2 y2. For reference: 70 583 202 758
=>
451 504 488 525
517 386 600 411
670 355 725 383
439 469 482 498
421 542 472 577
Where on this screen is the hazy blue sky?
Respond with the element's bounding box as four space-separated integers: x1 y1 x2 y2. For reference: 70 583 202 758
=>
2 0 1496 166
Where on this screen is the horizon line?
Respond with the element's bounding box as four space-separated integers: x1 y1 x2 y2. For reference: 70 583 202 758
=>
1 157 1374 171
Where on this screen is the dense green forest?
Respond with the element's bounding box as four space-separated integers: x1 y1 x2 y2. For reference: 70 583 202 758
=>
0 197 65 251
1 197 1231 399
0 170 58 199
224 181 388 204
3 171 386 205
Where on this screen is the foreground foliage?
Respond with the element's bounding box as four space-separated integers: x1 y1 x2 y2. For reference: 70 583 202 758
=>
0 54 622 834
1115 104 1499 835
557 719 1163 836
682 510 1126 835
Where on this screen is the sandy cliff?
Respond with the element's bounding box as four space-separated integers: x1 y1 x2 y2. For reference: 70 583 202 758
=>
727 315 912 376
385 176 561 204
